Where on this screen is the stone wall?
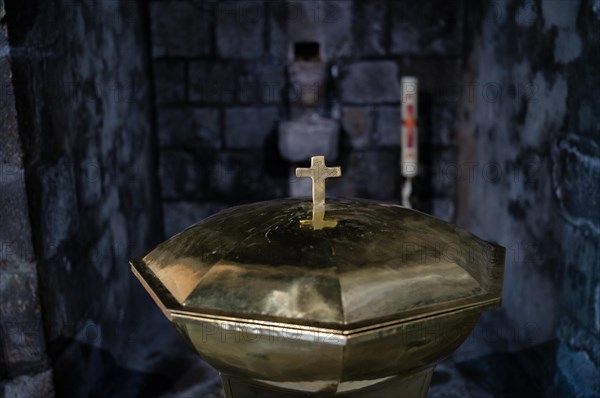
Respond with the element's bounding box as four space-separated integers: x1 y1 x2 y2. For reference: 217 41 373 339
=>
3 0 216 396
149 0 466 237
0 0 53 395
458 0 600 395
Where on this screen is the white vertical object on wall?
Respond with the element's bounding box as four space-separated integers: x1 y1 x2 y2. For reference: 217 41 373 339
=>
401 77 418 178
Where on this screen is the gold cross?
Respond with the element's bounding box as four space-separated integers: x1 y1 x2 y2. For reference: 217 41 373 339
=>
296 156 341 230
296 156 341 207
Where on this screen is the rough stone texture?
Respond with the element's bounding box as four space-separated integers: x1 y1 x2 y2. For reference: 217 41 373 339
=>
458 0 600 396
0 272 46 366
340 61 400 104
390 0 463 56
552 135 600 231
224 106 279 149
216 1 264 59
188 61 235 104
5 0 211 396
157 107 220 149
2 370 54 398
0 0 52 391
150 1 211 58
0 167 35 267
555 342 600 397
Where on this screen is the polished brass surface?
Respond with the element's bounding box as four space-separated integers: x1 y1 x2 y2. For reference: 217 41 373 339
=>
135 198 503 330
131 196 505 397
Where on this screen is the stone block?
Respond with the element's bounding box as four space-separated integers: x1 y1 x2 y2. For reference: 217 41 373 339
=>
157 107 220 148
553 135 600 232
2 370 54 398
238 62 286 104
150 2 211 57
189 61 235 104
390 1 463 56
340 61 400 104
327 151 397 200
353 0 387 56
341 106 400 149
278 113 340 162
162 201 227 238
224 107 279 149
216 1 264 58
153 60 185 105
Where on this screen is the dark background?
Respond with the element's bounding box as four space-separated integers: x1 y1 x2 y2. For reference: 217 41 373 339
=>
0 0 598 397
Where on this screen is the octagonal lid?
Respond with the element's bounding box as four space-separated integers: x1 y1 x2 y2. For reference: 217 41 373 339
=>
131 197 505 332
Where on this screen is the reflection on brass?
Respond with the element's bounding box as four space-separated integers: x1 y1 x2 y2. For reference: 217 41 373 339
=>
131 197 505 397
296 156 341 230
299 204 338 230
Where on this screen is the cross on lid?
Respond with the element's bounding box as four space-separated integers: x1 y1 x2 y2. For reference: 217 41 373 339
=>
296 156 341 207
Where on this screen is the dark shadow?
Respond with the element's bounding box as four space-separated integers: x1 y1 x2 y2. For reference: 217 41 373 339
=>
456 340 558 398
49 337 210 398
